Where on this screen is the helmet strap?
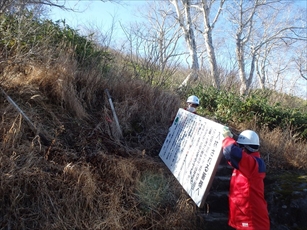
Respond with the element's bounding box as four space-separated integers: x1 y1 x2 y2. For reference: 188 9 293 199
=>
244 145 259 153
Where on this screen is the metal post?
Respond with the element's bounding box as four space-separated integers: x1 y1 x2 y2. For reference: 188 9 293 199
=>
0 87 50 146
105 89 122 138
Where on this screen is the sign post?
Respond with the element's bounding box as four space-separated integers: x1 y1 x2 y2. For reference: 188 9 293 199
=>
159 108 225 208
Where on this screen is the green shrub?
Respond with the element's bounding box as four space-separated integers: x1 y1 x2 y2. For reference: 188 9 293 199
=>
187 84 307 140
0 11 113 71
135 172 174 212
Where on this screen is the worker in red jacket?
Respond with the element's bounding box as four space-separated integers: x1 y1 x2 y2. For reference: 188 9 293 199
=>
222 128 270 230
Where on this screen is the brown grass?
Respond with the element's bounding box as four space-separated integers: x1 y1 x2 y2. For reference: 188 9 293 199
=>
0 56 202 229
0 143 200 229
0 50 306 230
259 126 307 171
230 118 307 171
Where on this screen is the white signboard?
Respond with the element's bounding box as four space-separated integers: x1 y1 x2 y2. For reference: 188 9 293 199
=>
159 108 225 208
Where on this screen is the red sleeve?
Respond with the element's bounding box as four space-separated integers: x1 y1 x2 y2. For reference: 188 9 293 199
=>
238 152 262 178
222 137 236 148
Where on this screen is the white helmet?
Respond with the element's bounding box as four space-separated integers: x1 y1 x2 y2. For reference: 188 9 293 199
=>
237 130 260 152
237 130 260 145
187 95 199 105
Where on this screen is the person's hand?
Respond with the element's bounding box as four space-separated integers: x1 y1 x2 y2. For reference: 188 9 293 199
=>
222 126 233 138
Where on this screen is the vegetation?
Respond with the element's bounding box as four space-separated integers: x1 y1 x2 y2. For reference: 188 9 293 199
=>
0 11 306 229
190 85 307 140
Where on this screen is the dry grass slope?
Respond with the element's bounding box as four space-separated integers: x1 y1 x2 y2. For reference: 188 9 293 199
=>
0 49 306 230
0 56 207 229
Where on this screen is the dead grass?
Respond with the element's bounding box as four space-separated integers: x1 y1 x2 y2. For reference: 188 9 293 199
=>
0 146 200 229
0 51 306 230
230 119 307 171
111 78 181 154
0 57 202 229
259 126 307 171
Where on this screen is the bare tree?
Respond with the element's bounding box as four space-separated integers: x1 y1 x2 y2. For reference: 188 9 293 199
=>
170 0 200 89
197 0 225 89
254 2 307 90
120 2 183 87
226 0 263 95
0 0 66 14
0 0 13 13
225 0 307 95
294 43 307 81
169 0 226 90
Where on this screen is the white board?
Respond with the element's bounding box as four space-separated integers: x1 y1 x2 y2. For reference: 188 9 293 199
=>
159 108 225 208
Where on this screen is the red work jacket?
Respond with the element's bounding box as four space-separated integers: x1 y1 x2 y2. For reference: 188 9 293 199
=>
222 137 270 230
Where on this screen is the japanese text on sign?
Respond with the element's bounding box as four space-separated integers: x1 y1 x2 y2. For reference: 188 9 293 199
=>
159 108 224 207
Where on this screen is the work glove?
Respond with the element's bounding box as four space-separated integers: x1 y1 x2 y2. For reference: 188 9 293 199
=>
222 126 233 138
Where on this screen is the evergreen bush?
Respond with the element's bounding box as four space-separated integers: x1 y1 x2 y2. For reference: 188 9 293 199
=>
188 84 307 140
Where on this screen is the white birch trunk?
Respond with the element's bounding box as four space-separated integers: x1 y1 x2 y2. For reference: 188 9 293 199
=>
171 0 199 89
200 0 225 89
236 34 248 95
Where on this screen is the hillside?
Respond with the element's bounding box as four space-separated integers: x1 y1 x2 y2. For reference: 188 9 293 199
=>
0 56 210 229
1 51 307 230
1 13 307 230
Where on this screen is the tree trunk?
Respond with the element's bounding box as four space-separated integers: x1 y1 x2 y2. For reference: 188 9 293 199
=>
203 25 220 88
236 34 247 95
171 0 199 89
201 0 224 89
